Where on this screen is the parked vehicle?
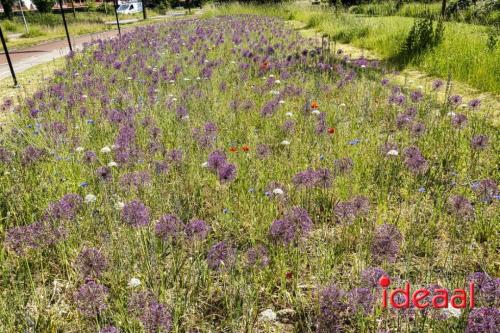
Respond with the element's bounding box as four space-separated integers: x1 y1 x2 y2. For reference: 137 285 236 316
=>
116 1 142 14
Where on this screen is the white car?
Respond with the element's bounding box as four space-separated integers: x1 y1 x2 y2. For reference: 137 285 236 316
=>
116 2 143 14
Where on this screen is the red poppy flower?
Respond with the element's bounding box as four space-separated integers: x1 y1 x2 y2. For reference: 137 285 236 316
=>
260 61 270 71
229 146 238 153
311 101 319 109
241 145 250 152
285 271 293 280
327 127 336 134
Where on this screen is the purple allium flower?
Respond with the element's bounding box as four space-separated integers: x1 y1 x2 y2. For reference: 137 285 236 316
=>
410 122 426 137
334 157 353 176
207 150 227 171
347 287 375 314
468 272 499 306
185 219 210 240
76 247 108 278
334 201 355 224
155 214 184 241
448 195 474 220
73 280 109 317
432 79 443 90
5 221 67 255
45 194 83 221
269 207 312 244
396 113 413 129
120 171 151 190
129 292 173 333
292 168 316 188
471 135 489 150
176 105 188 119
371 223 402 263
351 195 370 216
121 200 150 227
256 144 271 159
217 162 237 183
166 148 183 165
410 90 423 103
282 119 295 133
361 267 387 289
404 146 428 174
207 241 236 270
468 99 481 109
448 95 463 106
21 145 46 165
465 307 500 333
245 245 269 268
317 284 348 332
0 147 13 164
473 179 498 203
451 113 468 128
314 168 333 188
381 78 389 86
96 166 112 181
83 150 97 163
154 160 169 174
99 326 120 333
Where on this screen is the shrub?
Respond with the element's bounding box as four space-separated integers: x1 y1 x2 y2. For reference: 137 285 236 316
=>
399 17 444 62
21 27 46 38
32 0 56 13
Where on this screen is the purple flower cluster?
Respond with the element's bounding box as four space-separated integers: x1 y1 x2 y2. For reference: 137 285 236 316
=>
269 207 313 244
334 195 370 223
404 146 428 174
5 221 67 255
129 291 173 333
73 280 109 317
448 195 474 220
206 150 237 183
292 167 332 188
206 241 236 270
75 247 108 278
121 200 150 227
371 223 402 263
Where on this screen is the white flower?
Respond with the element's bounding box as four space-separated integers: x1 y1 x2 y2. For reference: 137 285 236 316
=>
311 110 321 115
275 79 281 84
115 201 125 210
201 161 208 168
111 144 118 150
81 94 87 99
339 103 346 107
278 100 285 104
100 146 111 153
196 77 201 80
280 140 290 146
169 80 175 84
172 97 178 102
259 309 277 322
84 194 96 203
447 112 456 117
272 188 284 195
441 305 461 318
387 149 399 156
269 74 275 78
270 90 280 95
361 65 366 68
127 77 132 80
285 112 293 117
230 60 236 64
183 77 190 81
128 278 141 288
417 85 424 90
75 146 84 152
108 161 118 167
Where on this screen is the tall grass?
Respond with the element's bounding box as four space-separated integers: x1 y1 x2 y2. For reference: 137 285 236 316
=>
205 4 500 94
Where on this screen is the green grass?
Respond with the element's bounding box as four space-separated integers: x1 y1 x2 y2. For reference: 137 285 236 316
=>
0 10 163 50
204 4 500 94
0 14 498 332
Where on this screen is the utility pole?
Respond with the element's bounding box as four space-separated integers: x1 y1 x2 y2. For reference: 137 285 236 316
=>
58 0 73 52
113 0 121 36
142 0 147 20
19 0 29 33
0 26 18 87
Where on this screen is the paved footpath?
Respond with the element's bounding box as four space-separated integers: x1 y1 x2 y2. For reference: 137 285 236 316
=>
0 28 133 80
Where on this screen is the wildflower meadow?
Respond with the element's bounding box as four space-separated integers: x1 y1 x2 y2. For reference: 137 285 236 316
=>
0 13 498 333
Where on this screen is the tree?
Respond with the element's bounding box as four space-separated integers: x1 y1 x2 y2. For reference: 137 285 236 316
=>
32 0 56 13
441 0 446 16
0 0 15 19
